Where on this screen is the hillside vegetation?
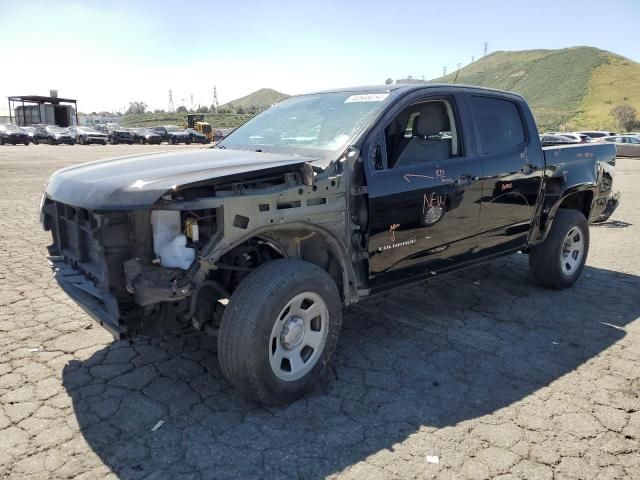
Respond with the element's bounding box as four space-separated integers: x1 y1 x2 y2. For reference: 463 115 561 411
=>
119 111 254 129
119 88 289 128
428 46 640 131
220 88 289 109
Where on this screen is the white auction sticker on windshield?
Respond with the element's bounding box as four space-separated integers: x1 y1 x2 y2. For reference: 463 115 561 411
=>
344 93 390 103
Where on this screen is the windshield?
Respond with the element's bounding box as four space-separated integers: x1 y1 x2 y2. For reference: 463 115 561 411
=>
46 126 66 133
166 126 178 132
219 91 391 160
3 124 21 132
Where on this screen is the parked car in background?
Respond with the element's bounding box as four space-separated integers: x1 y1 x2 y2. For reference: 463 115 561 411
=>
0 124 30 145
152 125 192 144
30 124 51 144
132 128 162 145
68 126 108 145
577 131 616 140
603 135 640 157
105 123 134 144
36 125 75 145
20 126 37 142
553 132 590 143
185 127 209 144
539 134 580 146
213 128 232 142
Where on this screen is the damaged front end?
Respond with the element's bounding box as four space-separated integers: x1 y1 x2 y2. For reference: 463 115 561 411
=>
42 158 349 340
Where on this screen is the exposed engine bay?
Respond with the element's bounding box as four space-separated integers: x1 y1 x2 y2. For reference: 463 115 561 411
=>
42 157 358 339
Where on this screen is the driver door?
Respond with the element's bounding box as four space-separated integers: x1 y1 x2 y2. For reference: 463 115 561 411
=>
365 93 484 285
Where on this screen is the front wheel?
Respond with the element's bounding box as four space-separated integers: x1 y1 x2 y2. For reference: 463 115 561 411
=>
218 259 342 405
529 209 589 289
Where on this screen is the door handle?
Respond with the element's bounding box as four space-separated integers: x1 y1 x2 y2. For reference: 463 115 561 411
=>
455 174 477 187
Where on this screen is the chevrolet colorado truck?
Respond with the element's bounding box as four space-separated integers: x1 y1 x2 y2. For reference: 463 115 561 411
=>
41 84 618 405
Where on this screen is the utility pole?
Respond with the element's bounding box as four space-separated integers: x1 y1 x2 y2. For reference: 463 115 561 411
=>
168 89 175 113
457 62 462 71
213 86 219 111
471 55 475 63
443 66 447 76
190 93 194 111
484 42 488 56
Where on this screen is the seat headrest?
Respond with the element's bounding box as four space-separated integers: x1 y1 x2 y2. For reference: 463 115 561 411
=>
415 102 450 137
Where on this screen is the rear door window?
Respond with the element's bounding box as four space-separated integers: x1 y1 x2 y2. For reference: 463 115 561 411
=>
472 96 526 154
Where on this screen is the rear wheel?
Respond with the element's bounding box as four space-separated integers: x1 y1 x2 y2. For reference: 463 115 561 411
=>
529 209 589 289
218 259 342 405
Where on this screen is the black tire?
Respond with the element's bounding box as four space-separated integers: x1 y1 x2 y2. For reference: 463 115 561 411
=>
78 136 85 145
139 137 145 145
24 141 30 146
218 259 342 405
0 138 4 146
529 208 589 289
186 138 192 145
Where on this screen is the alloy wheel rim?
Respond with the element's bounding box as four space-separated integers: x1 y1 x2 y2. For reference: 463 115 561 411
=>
560 226 584 276
268 291 329 381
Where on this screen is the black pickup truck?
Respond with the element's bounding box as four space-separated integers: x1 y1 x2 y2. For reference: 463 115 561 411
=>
41 84 618 404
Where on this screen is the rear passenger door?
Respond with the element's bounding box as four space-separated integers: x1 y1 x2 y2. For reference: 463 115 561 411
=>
470 94 544 255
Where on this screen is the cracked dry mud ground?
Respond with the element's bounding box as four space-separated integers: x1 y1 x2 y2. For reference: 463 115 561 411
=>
0 144 639 480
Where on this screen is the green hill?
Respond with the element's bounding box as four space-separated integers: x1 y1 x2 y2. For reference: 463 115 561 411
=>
119 88 290 128
221 88 289 109
425 46 640 131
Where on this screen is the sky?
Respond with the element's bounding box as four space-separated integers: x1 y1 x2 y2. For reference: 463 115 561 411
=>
1 0 639 114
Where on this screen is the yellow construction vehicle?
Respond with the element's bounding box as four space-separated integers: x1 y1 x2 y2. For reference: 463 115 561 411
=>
184 114 213 143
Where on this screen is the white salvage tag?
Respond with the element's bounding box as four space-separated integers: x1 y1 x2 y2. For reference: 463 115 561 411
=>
426 455 440 464
344 93 389 103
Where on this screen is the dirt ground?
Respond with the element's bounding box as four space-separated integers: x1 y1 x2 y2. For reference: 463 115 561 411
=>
0 144 638 479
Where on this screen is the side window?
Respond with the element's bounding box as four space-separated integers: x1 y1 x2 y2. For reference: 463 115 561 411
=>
472 96 525 154
383 99 460 169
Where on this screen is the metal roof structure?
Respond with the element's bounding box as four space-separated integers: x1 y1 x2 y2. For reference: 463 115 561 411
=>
7 95 78 125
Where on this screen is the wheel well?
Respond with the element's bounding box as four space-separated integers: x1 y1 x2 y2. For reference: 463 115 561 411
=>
213 230 345 299
558 190 593 219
